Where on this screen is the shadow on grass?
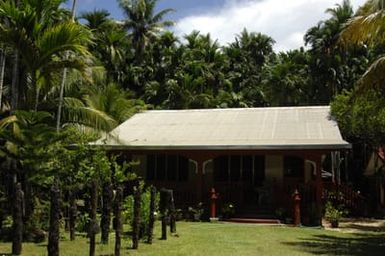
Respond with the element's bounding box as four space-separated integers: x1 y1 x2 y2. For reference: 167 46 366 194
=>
283 233 385 256
0 253 12 256
343 223 385 232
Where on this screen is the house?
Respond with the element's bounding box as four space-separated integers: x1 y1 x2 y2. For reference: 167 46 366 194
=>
95 106 351 221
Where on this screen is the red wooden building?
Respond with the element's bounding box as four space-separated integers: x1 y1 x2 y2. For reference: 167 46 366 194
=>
95 106 351 220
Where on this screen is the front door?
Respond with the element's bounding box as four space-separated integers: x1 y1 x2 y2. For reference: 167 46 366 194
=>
210 155 267 210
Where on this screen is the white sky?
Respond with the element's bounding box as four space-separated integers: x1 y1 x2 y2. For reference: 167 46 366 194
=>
174 0 366 51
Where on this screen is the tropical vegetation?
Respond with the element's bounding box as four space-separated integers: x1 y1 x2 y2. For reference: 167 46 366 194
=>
0 0 384 255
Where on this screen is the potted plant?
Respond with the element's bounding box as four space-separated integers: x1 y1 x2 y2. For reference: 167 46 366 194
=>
221 203 235 219
324 201 345 228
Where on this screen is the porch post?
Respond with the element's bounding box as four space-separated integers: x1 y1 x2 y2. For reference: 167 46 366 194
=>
196 160 204 203
315 155 323 226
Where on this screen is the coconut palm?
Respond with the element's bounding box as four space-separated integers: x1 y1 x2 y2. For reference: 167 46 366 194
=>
339 0 385 91
118 0 174 63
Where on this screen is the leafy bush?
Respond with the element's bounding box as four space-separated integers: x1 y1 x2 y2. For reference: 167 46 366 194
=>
123 186 159 238
221 202 235 219
76 212 90 233
324 201 347 227
187 202 204 221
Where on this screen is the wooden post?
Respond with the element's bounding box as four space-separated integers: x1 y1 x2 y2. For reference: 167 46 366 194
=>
292 189 301 227
196 161 203 203
210 188 218 220
48 179 60 256
315 156 323 226
12 183 23 256
114 186 123 256
147 186 156 244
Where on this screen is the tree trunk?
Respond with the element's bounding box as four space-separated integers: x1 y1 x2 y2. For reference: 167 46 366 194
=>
12 183 24 255
89 179 99 256
0 48 6 108
114 186 123 256
56 0 77 131
48 179 61 256
11 49 19 111
69 190 77 241
147 186 156 244
23 179 34 229
132 184 141 249
100 181 113 244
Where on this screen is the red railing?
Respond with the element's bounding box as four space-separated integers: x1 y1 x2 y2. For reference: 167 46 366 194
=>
323 181 366 216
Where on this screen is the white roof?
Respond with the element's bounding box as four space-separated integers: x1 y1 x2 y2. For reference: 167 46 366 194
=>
95 106 350 150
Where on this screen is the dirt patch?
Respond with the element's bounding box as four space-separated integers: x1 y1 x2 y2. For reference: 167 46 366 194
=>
323 218 385 233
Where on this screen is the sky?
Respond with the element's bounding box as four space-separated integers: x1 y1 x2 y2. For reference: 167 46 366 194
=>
68 0 367 51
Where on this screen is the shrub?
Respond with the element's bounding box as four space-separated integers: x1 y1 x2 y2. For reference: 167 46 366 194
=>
324 201 347 228
123 186 159 238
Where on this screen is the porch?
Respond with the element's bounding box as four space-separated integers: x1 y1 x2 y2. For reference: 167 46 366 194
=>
132 151 325 219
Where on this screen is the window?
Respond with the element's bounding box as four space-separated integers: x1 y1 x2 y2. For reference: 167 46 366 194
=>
156 155 166 180
254 156 265 186
146 154 189 181
214 155 265 185
167 155 178 181
214 156 228 182
242 156 253 183
284 156 304 178
230 155 241 181
178 157 189 181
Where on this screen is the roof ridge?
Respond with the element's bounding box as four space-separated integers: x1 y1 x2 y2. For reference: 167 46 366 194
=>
141 106 330 114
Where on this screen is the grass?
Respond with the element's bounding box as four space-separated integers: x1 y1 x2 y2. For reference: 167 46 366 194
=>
1 222 385 255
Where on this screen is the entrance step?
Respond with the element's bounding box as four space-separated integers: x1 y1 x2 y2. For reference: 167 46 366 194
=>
224 218 281 224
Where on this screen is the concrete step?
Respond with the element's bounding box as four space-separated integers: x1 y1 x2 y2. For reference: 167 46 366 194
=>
224 218 281 224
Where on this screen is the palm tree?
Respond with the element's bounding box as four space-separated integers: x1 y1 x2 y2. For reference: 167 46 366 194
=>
304 0 365 102
118 0 174 63
224 29 275 106
81 9 127 83
339 0 385 92
56 0 78 131
0 0 92 112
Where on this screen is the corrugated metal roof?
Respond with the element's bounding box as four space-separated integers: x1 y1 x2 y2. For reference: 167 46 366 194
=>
95 106 351 150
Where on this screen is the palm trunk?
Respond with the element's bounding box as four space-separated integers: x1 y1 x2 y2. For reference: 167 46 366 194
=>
34 87 40 111
48 179 61 256
56 0 77 131
114 186 123 256
11 49 19 111
0 48 6 108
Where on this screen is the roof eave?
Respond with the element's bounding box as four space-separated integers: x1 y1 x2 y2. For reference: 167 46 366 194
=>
91 143 352 151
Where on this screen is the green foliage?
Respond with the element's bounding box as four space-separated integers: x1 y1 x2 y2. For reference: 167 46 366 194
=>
324 201 346 223
331 89 385 146
75 212 90 233
29 197 50 231
187 202 204 221
123 186 159 237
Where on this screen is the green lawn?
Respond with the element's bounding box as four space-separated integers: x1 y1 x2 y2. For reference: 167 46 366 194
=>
1 222 385 255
